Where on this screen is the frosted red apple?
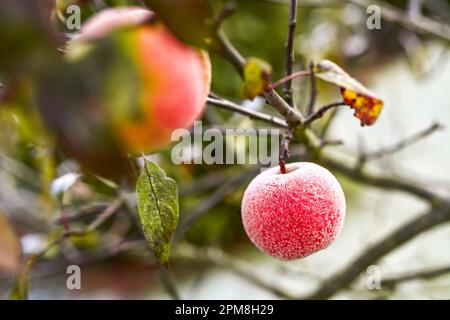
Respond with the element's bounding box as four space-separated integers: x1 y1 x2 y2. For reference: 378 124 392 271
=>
241 162 346 260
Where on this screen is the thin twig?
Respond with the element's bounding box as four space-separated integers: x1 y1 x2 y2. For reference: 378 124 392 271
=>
270 70 310 90
303 202 450 299
209 96 445 203
264 88 304 126
279 129 293 174
207 97 288 128
349 0 450 42
214 31 246 74
172 243 296 299
212 30 306 127
320 154 443 203
307 61 317 115
212 1 237 28
174 169 258 240
86 196 124 232
266 0 450 42
360 122 444 162
22 196 124 272
304 102 348 125
319 108 339 139
319 139 343 148
283 0 298 107
382 265 450 288
158 264 181 300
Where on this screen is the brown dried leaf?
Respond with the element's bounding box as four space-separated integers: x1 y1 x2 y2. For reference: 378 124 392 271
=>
315 60 383 126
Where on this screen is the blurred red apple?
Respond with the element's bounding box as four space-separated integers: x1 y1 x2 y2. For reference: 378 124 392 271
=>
36 7 211 179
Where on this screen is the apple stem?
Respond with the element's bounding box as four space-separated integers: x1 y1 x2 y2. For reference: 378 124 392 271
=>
279 159 287 174
279 129 293 174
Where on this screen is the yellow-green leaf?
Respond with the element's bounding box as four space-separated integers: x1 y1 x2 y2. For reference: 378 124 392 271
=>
9 269 28 300
315 59 383 126
136 160 179 266
241 58 272 100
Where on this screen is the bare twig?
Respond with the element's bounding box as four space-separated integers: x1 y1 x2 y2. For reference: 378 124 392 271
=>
319 108 338 139
304 102 348 125
158 264 181 300
283 0 298 107
382 265 450 288
279 129 293 174
266 0 450 42
360 122 444 162
172 243 296 299
209 96 444 203
307 61 317 115
175 169 258 240
207 97 288 128
270 70 310 90
212 28 305 127
214 31 246 74
319 139 343 148
212 1 237 28
349 0 450 42
86 196 124 232
320 154 443 203
22 196 124 270
303 202 450 299
264 88 304 126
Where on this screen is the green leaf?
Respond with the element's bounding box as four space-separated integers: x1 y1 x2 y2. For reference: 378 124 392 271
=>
9 255 33 300
241 57 272 100
9 270 28 300
136 160 179 266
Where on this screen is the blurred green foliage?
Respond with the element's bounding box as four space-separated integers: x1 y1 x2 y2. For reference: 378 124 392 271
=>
1 0 448 298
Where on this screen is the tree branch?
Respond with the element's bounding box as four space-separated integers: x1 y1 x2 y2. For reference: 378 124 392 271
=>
303 202 450 299
283 0 298 107
212 24 305 127
360 122 444 162
382 265 450 289
319 154 444 203
349 0 450 42
207 96 288 128
172 243 296 299
174 169 258 241
265 0 450 42
307 61 317 115
319 108 338 139
304 102 348 125
209 96 445 203
264 88 304 126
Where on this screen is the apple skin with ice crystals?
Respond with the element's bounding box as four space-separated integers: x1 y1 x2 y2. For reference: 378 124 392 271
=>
241 162 346 260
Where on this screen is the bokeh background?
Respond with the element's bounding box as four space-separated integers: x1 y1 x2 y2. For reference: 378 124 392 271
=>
0 0 449 299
